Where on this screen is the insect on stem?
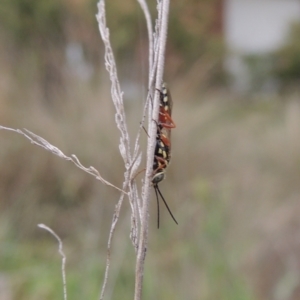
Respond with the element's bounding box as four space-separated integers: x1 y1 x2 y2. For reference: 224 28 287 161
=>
151 82 178 228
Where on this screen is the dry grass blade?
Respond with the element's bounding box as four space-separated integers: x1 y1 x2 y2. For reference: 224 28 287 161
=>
96 1 141 299
99 192 126 300
0 126 126 194
96 0 132 166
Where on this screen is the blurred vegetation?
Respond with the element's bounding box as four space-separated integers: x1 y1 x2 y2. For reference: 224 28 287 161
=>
272 21 300 90
0 0 225 104
1 1 300 300
233 21 300 95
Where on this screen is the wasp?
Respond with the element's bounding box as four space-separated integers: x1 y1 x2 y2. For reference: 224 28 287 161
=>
151 82 177 228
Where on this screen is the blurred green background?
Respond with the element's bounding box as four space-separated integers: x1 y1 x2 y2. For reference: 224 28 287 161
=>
1 0 300 299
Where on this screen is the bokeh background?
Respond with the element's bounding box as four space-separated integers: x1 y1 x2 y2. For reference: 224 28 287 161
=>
1 0 300 299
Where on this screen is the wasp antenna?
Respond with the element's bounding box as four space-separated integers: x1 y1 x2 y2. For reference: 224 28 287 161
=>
156 184 178 225
154 184 160 229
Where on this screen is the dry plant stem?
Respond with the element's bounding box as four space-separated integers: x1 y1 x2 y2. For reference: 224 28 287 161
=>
129 182 140 251
99 177 139 300
96 0 131 164
135 0 157 149
103 209 134 300
38 224 67 300
136 0 153 84
154 0 169 92
99 193 125 300
0 126 125 193
148 8 163 89
96 1 142 299
134 1 170 300
131 0 156 234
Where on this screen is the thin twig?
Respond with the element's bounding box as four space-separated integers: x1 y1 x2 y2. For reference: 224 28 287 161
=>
38 224 67 300
99 192 125 300
96 1 132 165
0 126 126 194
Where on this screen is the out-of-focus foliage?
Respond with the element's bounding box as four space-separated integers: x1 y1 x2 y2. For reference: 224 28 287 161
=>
0 0 65 44
0 0 103 103
243 54 274 93
272 21 300 89
0 0 225 96
169 0 224 68
0 0 66 103
233 22 300 94
168 0 226 87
